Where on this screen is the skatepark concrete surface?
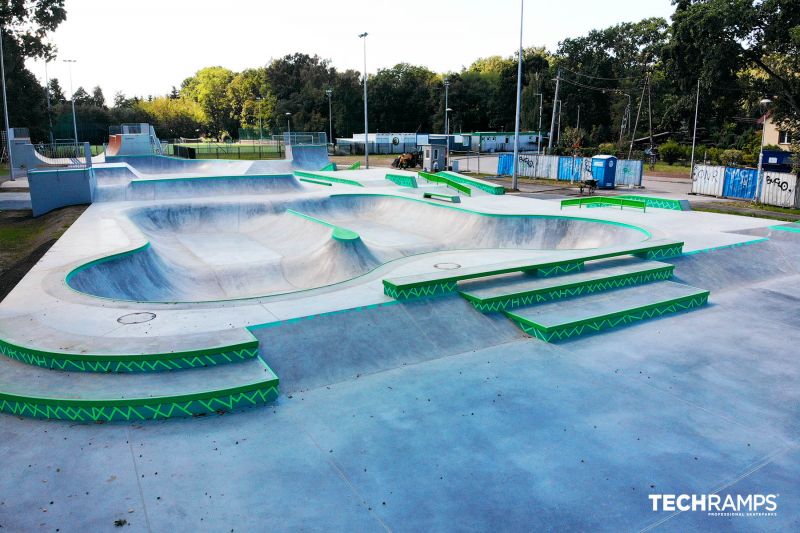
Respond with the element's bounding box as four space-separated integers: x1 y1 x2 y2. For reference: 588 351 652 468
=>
1 154 798 531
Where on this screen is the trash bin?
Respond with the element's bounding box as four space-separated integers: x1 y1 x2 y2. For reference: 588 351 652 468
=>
591 155 617 189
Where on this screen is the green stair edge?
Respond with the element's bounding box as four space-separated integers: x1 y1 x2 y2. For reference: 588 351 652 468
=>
286 208 360 241
418 171 472 196
460 265 675 312
0 359 280 422
386 173 418 188
504 290 710 343
0 335 261 373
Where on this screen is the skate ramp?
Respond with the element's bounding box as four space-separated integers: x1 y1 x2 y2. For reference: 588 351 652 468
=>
67 195 649 302
286 144 330 170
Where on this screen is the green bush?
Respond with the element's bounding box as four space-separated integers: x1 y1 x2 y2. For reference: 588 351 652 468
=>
659 140 683 165
597 142 616 155
720 149 744 166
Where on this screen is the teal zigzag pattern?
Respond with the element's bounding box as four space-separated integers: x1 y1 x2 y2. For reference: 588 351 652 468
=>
0 343 259 373
384 281 458 300
619 196 684 210
511 294 709 343
0 385 279 422
641 245 684 260
466 269 673 313
536 262 584 277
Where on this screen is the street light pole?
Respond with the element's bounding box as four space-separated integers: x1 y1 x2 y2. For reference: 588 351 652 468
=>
325 88 333 147
445 107 452 171
44 61 54 144
0 23 16 181
755 98 772 202
358 32 369 169
511 0 524 190
285 112 291 140
63 59 78 152
256 97 263 143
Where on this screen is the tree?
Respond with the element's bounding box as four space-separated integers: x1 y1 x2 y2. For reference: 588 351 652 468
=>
137 96 205 139
265 53 335 134
91 86 106 107
181 66 236 138
48 78 66 104
71 86 92 106
368 63 436 133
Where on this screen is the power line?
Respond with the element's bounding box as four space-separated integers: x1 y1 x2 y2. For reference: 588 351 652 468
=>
558 75 632 96
560 66 639 82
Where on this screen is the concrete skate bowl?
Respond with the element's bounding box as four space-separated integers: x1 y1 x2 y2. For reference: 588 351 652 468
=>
66 194 650 303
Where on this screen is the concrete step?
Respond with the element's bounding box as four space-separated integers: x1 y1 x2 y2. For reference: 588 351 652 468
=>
504 281 709 343
458 258 674 312
0 356 278 422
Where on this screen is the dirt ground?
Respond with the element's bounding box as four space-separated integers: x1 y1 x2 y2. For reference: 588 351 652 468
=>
0 206 87 301
330 154 400 168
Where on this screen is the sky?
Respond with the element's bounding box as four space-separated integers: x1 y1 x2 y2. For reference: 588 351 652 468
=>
26 0 675 103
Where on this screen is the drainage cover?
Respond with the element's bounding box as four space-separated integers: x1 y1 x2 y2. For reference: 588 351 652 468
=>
434 262 462 270
117 312 157 325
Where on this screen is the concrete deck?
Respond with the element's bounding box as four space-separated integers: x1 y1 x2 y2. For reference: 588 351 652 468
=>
0 160 797 530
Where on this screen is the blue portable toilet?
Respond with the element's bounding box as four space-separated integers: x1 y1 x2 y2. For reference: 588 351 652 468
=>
591 155 617 189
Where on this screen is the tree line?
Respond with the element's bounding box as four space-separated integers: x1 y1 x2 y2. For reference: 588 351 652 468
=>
3 0 798 158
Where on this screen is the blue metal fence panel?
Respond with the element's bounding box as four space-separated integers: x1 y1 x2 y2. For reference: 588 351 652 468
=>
497 153 513 175
557 157 583 181
616 160 643 186
722 167 758 199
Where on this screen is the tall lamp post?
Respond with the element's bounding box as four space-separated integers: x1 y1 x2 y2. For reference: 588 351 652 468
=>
63 59 79 152
0 22 16 181
44 61 54 144
325 88 333 147
255 97 263 143
445 107 453 170
534 92 543 153
358 32 369 168
511 0 524 190
755 98 772 202
285 112 292 141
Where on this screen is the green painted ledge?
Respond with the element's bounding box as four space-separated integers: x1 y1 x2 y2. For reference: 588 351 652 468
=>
286 209 360 241
617 195 691 211
505 291 710 343
0 360 279 422
438 171 505 195
293 170 364 187
418 171 472 196
386 173 418 188
348 161 361 170
0 336 261 373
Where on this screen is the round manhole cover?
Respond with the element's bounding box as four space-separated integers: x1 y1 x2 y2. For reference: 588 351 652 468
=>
434 262 462 270
117 312 156 325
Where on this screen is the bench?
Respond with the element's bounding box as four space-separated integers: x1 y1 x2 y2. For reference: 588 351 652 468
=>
423 192 460 203
561 196 647 212
382 239 684 300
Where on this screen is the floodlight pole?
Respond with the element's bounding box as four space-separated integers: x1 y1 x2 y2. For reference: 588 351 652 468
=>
534 92 543 153
511 0 524 190
359 32 369 169
63 59 79 152
44 61 54 144
444 79 450 169
325 88 333 147
548 68 561 154
0 23 16 180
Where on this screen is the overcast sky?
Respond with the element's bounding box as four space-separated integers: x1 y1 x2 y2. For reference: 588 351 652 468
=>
26 0 675 102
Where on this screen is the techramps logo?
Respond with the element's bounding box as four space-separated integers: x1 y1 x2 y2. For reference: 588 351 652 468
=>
648 493 779 518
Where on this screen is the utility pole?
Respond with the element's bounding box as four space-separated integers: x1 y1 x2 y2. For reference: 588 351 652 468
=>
548 68 561 154
576 104 580 131
511 0 524 190
689 79 700 180
628 80 647 159
0 23 16 181
557 100 562 147
359 32 369 169
534 92 543 153
647 73 654 152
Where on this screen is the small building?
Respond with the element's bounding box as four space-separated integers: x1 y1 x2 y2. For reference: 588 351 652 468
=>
759 112 793 151
469 132 544 153
420 144 446 173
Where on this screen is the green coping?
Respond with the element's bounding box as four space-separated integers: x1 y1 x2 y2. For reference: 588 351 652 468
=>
286 209 360 242
320 163 337 171
348 161 361 170
293 170 364 187
461 265 674 313
0 336 260 373
769 225 800 234
561 196 647 211
386 173 418 188
505 291 709 343
418 171 472 196
437 171 505 195
0 360 280 422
